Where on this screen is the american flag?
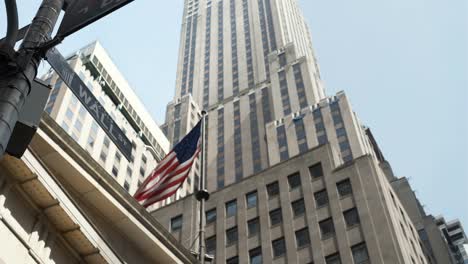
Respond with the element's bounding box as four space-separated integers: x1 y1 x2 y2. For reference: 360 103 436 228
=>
134 120 202 208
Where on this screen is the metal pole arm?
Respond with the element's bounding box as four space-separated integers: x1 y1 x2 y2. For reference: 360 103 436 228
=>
2 0 18 48
0 0 64 158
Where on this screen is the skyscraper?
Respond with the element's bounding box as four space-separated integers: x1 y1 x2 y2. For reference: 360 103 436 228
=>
154 0 462 263
164 0 329 191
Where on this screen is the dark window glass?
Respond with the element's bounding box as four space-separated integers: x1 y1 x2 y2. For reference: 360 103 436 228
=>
272 237 286 257
267 181 279 198
344 208 360 227
206 235 216 254
226 226 238 245
170 215 183 232
269 208 282 226
206 208 216 224
292 199 305 217
123 181 130 191
226 199 237 217
337 179 353 197
418 229 429 241
352 243 370 264
288 172 301 189
226 256 239 264
249 247 262 264
319 218 335 238
295 228 310 248
314 189 329 207
248 217 260 236
246 191 258 208
309 163 323 179
326 253 342 264
279 53 287 67
111 166 118 177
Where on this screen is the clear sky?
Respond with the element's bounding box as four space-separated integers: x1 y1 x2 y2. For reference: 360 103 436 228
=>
1 0 466 226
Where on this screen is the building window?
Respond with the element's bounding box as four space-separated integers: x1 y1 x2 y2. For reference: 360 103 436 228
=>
226 256 239 264
288 172 301 189
344 208 360 227
249 247 262 264
269 208 282 226
319 218 335 238
248 217 260 237
267 181 279 198
337 179 352 197
226 226 238 246
272 237 286 258
295 227 310 248
278 53 287 67
99 151 107 163
246 191 258 208
277 125 289 161
226 199 237 217
205 235 216 254
123 181 130 191
309 163 323 179
74 119 83 131
111 166 119 177
65 108 74 121
352 243 370 264
206 208 216 225
325 253 342 264
292 198 305 217
314 189 329 207
170 215 183 232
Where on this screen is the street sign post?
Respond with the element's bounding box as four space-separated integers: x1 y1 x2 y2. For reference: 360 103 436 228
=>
0 0 136 159
57 0 134 38
46 47 132 160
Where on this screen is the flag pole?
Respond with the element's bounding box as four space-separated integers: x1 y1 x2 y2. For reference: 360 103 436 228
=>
196 111 209 263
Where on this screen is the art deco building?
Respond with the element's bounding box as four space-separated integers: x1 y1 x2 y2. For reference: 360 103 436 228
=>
163 0 327 192
153 0 462 263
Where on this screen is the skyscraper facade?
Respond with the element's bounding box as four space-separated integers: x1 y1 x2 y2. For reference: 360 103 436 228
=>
164 0 329 191
154 0 463 263
41 42 170 197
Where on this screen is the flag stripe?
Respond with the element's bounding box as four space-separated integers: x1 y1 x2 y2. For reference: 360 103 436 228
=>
141 167 195 207
141 175 188 207
134 119 203 208
133 152 177 198
136 151 198 201
135 157 179 198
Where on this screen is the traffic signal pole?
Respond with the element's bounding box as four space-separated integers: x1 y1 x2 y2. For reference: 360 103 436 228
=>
0 0 64 158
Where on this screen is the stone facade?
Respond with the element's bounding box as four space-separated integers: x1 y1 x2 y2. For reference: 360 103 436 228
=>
0 115 197 263
153 144 431 264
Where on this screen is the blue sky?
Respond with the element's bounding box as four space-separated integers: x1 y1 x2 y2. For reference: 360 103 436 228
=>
1 0 466 226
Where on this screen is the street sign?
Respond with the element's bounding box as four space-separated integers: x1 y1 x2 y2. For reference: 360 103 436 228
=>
46 47 132 160
57 0 134 38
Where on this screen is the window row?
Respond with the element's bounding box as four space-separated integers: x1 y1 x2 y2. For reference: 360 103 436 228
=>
219 238 369 264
